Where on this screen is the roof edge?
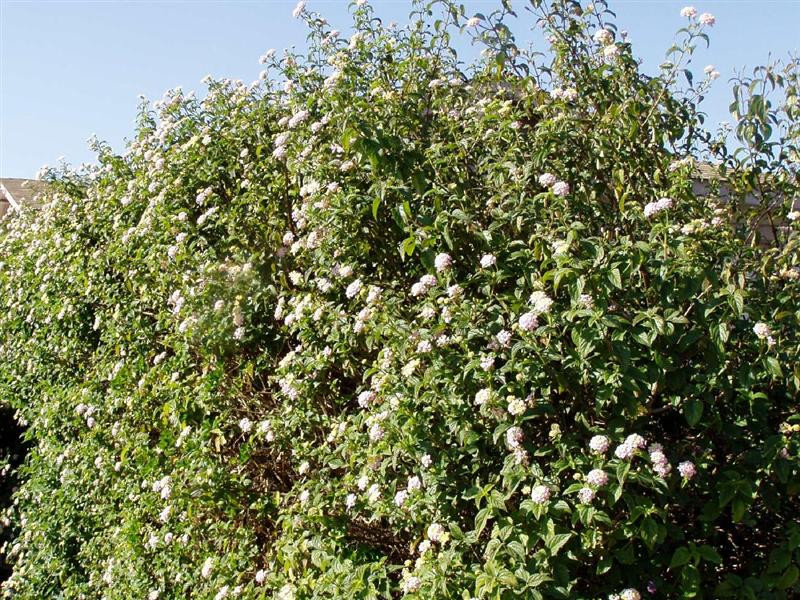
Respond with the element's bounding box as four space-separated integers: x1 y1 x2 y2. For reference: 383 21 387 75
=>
0 182 22 210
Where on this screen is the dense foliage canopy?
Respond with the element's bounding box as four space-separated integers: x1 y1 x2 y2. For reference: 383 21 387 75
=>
1 1 799 599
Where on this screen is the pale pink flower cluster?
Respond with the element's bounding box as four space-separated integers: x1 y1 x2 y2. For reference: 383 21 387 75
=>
76 403 98 428
753 322 776 346
513 446 530 466
552 181 570 197
530 484 551 504
366 285 382 304
678 460 697 480
368 422 384 442
402 576 421 594
539 173 570 196
475 388 492 406
434 252 452 272
507 397 526 416
394 488 409 507
538 173 557 187
577 487 596 504
340 159 357 172
518 311 539 332
680 6 714 25
292 0 305 18
345 32 363 51
529 290 554 315
550 87 578 102
506 426 524 449
151 475 172 500
466 16 482 27
345 278 363 299
201 557 214 578
644 197 674 218
426 523 446 543
593 29 614 46
354 307 371 333
589 434 610 454
496 329 512 348
358 390 377 408
648 443 672 477
367 483 381 503
288 109 310 129
603 45 620 59
586 468 608 487
704 64 721 80
278 376 299 401
615 433 646 460
480 253 496 268
698 12 715 26
258 49 275 64
752 322 770 339
411 274 437 296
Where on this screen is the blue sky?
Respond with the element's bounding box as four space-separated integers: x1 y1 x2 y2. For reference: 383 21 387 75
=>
1 0 798 178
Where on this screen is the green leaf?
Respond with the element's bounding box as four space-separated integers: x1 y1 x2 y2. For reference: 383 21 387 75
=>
616 461 631 483
608 267 622 289
698 545 722 565
670 546 691 568
372 196 381 220
764 356 783 378
546 533 572 556
731 498 747 522
777 565 799 590
680 564 701 598
474 507 491 536
684 399 704 426
596 554 613 575
527 573 553 588
507 540 526 562
401 236 416 257
639 516 659 550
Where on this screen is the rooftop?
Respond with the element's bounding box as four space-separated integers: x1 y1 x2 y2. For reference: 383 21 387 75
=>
0 178 49 210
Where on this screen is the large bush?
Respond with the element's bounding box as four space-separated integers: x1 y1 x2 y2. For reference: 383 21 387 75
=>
1 1 799 598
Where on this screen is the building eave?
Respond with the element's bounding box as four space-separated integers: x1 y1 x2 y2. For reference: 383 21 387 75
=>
0 182 23 210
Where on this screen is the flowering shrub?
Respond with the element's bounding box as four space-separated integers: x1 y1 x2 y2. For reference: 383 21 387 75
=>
1 1 799 599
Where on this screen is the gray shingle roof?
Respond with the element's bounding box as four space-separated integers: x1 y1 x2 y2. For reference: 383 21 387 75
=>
0 178 49 209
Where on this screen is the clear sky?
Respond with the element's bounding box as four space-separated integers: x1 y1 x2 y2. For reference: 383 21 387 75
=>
1 0 798 178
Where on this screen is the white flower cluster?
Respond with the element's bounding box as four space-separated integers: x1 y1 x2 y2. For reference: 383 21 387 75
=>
538 172 570 196
609 589 641 600
411 274 437 297
614 433 647 460
648 442 672 477
550 87 578 102
643 197 674 218
753 322 775 346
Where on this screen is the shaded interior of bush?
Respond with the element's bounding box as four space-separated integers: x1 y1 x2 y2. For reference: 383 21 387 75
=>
0 407 27 582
